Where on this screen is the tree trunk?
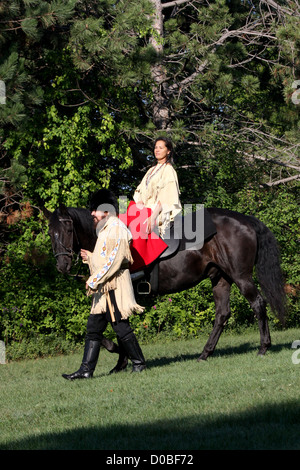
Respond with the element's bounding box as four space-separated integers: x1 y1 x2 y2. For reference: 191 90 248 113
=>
149 0 170 130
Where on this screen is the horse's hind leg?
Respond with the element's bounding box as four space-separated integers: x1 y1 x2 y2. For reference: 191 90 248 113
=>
235 277 271 355
100 337 119 353
198 276 232 361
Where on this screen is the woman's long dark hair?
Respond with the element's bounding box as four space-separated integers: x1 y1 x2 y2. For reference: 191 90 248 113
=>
153 136 174 164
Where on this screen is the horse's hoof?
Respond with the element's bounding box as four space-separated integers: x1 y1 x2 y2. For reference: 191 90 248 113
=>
257 347 269 356
109 360 128 374
197 356 207 362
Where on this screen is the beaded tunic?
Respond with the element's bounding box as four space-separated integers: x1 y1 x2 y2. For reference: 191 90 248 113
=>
83 216 144 318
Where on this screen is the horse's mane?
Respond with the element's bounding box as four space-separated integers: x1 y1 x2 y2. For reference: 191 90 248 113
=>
65 207 95 235
50 206 94 235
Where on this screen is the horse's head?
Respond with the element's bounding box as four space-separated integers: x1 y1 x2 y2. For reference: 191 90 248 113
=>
46 204 75 274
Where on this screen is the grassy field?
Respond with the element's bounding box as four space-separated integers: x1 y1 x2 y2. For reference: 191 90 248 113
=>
0 327 299 450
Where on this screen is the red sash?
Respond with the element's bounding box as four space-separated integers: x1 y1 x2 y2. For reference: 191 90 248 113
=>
119 201 168 272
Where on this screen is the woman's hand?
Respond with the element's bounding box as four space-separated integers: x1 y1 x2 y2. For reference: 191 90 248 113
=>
136 201 144 210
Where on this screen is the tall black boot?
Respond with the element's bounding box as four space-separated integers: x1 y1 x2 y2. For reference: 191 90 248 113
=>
109 338 128 374
121 334 146 372
62 340 101 380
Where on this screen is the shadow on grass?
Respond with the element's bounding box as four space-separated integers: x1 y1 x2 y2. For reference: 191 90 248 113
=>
143 340 292 369
1 399 299 450
59 339 292 377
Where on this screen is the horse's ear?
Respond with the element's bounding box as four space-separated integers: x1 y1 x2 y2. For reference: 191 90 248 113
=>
59 203 69 216
41 206 52 219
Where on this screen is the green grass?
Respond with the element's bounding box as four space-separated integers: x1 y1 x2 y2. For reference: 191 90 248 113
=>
1 327 299 450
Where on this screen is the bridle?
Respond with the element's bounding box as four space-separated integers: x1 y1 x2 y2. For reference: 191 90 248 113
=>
53 217 79 260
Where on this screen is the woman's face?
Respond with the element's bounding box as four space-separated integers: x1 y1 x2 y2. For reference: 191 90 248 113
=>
154 140 170 164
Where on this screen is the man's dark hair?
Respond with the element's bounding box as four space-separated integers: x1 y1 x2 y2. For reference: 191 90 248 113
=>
89 189 119 215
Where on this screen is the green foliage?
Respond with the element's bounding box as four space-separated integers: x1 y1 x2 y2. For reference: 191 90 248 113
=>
6 333 78 362
234 185 300 327
134 280 215 340
4 102 133 209
235 186 299 285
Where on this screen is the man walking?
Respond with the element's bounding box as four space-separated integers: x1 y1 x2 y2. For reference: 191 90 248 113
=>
62 189 146 380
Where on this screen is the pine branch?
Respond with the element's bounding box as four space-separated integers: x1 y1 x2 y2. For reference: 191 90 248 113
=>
240 152 300 172
263 174 300 186
161 0 192 9
260 0 296 16
167 60 209 94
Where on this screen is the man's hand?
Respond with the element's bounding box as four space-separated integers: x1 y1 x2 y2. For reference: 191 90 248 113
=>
145 215 155 234
80 249 89 261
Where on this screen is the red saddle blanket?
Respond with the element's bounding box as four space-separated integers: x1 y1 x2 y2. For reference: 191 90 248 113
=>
119 201 168 272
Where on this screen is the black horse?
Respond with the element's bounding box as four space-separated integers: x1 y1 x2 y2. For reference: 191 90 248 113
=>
44 204 286 362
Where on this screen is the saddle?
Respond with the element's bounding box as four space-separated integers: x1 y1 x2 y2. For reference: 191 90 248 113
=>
160 206 217 259
134 207 217 295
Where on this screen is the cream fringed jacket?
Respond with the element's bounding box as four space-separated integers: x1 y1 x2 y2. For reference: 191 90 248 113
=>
133 162 182 237
83 215 144 318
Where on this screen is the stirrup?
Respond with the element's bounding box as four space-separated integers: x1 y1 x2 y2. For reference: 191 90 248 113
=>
137 281 151 295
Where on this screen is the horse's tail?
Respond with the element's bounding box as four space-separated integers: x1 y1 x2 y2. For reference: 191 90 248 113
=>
249 216 286 326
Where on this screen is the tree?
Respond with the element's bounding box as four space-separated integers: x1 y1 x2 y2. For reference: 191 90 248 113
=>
145 0 300 191
2 0 299 209
0 0 77 218
50 0 299 195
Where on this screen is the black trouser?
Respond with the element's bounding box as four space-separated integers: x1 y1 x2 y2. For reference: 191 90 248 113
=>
85 311 145 373
86 313 134 343
86 302 146 369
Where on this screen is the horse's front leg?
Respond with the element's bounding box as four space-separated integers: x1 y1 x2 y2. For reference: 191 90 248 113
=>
198 276 232 361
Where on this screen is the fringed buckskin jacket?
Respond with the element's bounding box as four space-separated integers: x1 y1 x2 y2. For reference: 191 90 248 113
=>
83 215 144 319
133 162 182 237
